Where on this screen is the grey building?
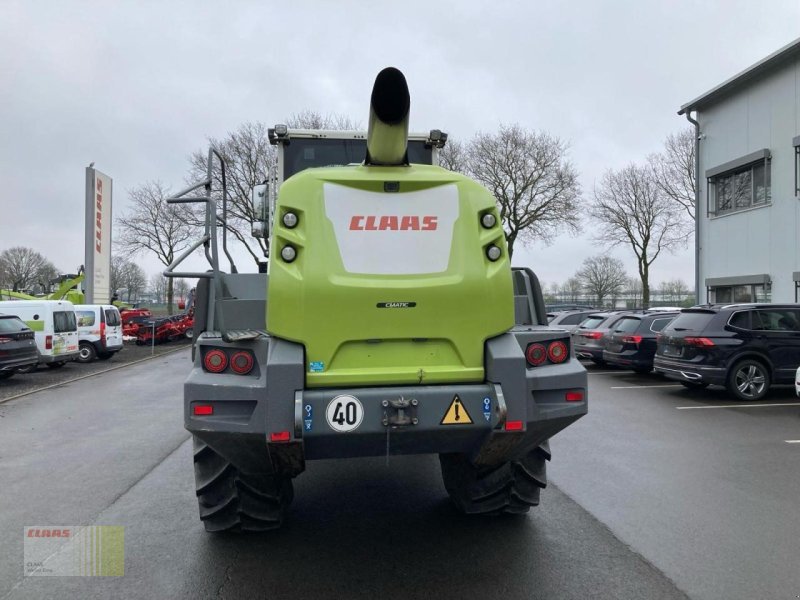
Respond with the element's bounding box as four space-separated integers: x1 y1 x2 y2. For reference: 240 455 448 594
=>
679 38 800 304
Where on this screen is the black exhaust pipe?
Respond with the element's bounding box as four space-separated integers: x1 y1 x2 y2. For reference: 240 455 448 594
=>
365 67 410 166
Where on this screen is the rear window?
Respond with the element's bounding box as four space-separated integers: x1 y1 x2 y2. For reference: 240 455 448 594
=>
104 309 121 326
614 317 641 333
0 317 27 333
54 311 77 333
76 310 96 327
558 313 589 325
579 316 606 329
664 311 715 333
650 317 674 332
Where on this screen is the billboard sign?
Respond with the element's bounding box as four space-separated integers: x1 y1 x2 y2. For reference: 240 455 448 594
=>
85 167 112 304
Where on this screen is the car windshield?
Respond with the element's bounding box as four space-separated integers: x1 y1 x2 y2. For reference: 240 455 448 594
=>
664 311 715 333
0 317 27 333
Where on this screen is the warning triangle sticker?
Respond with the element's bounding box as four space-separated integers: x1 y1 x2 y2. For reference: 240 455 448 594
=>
440 394 473 425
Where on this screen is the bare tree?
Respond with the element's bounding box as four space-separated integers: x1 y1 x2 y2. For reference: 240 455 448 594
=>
659 278 690 304
466 124 581 258
0 247 58 291
286 110 360 130
576 256 627 308
627 276 643 308
650 128 696 221
174 278 190 303
149 273 167 305
561 277 583 303
591 164 688 308
438 139 468 173
110 256 147 301
117 181 195 314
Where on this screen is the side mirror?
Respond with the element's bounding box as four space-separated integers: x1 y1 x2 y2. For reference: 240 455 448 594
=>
251 184 269 238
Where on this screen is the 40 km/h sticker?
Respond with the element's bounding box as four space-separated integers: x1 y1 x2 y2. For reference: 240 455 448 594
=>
325 395 364 433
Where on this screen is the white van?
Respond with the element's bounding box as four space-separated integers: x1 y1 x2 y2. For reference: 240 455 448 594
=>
0 300 79 367
73 304 124 362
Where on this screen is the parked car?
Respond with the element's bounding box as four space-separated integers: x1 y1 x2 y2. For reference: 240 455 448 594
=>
74 304 124 362
654 304 800 401
603 311 680 373
0 300 79 369
572 311 630 365
0 314 38 379
796 365 800 397
547 310 598 333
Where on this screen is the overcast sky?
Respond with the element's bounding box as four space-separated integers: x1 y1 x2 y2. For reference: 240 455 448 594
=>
1 0 799 291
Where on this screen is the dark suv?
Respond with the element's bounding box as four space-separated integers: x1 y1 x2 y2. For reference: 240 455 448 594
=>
572 311 630 365
0 314 38 380
603 311 679 373
654 304 800 400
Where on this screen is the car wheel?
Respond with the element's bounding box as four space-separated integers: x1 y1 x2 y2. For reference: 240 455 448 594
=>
0 371 14 380
46 362 65 369
726 359 770 401
185 328 193 340
680 381 709 390
77 342 97 363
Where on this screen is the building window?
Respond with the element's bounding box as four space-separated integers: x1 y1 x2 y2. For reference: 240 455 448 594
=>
706 149 771 216
709 284 770 304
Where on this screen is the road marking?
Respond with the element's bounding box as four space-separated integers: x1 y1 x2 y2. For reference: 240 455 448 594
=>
785 440 800 444
611 384 683 389
0 345 190 405
676 403 800 410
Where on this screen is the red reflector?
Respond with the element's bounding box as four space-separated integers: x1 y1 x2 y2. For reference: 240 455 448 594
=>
566 391 584 402
547 340 569 364
525 343 547 366
193 404 213 416
230 350 254 375
505 420 524 431
621 335 643 345
45 335 53 350
203 349 228 373
685 337 715 347
270 431 291 443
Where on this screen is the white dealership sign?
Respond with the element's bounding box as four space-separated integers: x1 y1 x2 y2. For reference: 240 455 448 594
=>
85 167 112 304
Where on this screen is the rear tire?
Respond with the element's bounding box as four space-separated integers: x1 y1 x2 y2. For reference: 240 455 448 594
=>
439 441 550 515
193 436 293 532
77 342 97 363
726 359 770 401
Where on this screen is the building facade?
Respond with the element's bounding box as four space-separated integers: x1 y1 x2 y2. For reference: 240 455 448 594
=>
679 39 800 304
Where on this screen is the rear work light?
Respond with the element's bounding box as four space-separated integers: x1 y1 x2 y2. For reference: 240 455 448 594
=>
230 350 255 375
193 404 214 416
684 337 715 347
621 335 643 346
203 349 228 373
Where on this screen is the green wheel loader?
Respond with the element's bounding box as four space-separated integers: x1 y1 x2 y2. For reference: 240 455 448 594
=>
167 67 587 532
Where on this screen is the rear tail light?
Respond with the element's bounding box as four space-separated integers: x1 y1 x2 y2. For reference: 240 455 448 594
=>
0 336 9 344
100 321 106 343
582 331 602 339
270 431 291 442
193 404 214 416
621 335 643 346
525 343 547 366
45 335 53 350
504 420 524 431
685 337 715 347
525 339 571 367
230 351 255 375
203 349 228 373
547 341 568 364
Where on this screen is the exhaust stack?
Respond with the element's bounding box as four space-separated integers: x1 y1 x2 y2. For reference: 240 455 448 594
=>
366 67 410 166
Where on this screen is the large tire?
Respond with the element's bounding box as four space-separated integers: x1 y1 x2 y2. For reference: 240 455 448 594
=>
77 342 97 363
726 359 770 401
193 436 293 532
439 441 550 515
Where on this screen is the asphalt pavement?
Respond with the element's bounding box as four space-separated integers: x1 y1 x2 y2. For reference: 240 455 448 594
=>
1 352 796 599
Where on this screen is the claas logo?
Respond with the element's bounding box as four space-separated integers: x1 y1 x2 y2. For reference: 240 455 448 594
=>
349 215 438 231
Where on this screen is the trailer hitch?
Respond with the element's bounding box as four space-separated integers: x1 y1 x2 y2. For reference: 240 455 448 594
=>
381 397 418 427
